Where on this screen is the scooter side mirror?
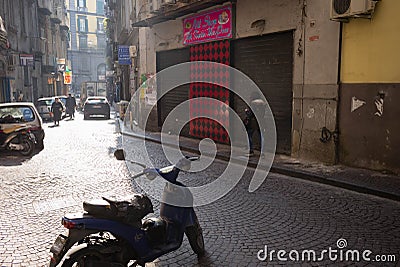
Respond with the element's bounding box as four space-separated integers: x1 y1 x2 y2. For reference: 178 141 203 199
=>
175 158 191 171
144 168 158 180
114 149 125 161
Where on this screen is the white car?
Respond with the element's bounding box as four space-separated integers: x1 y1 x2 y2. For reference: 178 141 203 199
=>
0 102 45 149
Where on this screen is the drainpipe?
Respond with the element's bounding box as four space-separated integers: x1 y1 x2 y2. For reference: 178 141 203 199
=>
335 22 343 164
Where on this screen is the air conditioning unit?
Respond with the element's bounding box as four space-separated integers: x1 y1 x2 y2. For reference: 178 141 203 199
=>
160 0 176 7
331 0 377 20
129 45 137 58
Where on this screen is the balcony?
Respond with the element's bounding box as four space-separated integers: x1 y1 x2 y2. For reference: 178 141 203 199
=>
29 37 46 56
38 0 52 15
41 54 56 73
132 0 233 27
0 28 8 49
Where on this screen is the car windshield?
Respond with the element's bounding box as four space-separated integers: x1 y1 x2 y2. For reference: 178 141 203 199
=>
87 98 107 104
0 106 35 123
59 98 67 105
38 99 53 106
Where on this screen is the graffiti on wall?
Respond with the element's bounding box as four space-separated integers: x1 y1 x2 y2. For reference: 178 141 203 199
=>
351 96 366 112
374 97 384 117
350 93 385 117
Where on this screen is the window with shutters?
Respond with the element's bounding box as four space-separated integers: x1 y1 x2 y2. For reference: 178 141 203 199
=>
79 35 88 49
96 0 104 15
77 16 88 33
78 0 87 12
97 18 104 33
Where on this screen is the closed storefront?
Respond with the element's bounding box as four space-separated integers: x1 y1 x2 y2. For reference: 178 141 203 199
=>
232 31 293 154
156 47 190 135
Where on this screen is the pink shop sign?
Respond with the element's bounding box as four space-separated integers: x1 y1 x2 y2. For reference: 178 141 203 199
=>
183 5 232 45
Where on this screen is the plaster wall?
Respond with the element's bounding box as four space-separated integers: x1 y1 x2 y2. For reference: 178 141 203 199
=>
339 0 400 173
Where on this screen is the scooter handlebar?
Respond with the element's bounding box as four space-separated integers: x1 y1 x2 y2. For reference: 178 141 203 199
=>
185 156 199 161
130 156 199 179
131 170 146 179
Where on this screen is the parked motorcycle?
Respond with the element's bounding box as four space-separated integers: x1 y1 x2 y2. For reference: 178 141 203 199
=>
0 123 36 156
49 150 205 267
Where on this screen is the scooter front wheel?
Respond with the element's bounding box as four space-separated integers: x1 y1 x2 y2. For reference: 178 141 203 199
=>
185 221 205 256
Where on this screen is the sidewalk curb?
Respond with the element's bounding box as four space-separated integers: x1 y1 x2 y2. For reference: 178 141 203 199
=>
118 123 400 202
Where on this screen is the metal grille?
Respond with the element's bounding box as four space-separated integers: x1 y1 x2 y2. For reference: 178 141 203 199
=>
333 0 351 14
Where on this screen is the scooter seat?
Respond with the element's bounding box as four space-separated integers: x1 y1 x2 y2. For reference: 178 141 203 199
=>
83 195 154 228
83 199 112 217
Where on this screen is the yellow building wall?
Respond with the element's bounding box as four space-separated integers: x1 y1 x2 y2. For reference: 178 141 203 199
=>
341 0 400 83
65 0 106 49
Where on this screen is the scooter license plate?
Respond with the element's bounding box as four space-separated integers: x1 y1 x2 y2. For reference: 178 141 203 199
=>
50 235 67 255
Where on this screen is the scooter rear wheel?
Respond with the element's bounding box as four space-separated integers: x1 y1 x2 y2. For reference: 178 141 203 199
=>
185 221 205 256
62 246 108 267
19 138 34 156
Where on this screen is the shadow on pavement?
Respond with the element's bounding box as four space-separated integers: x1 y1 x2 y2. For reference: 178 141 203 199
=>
0 148 41 166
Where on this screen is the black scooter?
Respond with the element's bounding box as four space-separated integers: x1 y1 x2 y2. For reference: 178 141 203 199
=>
49 149 205 266
0 124 36 156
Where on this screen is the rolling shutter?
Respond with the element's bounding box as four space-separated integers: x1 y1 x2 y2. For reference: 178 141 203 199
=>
232 31 293 154
156 47 190 135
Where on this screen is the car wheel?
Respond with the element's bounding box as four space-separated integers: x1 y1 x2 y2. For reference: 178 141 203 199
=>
105 114 110 120
84 114 89 120
37 138 44 150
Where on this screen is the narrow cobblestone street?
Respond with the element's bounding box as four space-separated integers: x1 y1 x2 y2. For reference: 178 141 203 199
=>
0 111 399 266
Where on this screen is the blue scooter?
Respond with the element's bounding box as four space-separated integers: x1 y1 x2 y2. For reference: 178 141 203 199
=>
49 150 205 267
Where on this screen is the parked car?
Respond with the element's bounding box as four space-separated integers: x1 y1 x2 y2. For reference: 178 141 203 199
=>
55 95 68 118
83 96 110 120
36 97 67 121
36 97 54 122
0 102 45 149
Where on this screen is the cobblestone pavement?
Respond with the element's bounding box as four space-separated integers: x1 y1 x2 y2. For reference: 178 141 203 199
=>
0 112 399 266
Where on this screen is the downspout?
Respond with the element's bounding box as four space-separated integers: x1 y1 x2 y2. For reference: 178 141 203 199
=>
334 22 343 164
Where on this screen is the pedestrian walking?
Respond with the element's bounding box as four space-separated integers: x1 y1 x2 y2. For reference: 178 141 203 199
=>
51 97 64 126
66 93 77 119
243 107 258 156
243 98 266 156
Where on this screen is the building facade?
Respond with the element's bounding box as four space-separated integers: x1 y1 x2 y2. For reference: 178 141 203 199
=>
107 0 397 174
125 0 340 159
66 0 107 96
0 0 69 103
338 0 399 174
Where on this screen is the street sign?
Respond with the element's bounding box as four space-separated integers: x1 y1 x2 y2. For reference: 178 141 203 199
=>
118 45 131 65
20 54 34 66
57 64 65 72
64 71 72 84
